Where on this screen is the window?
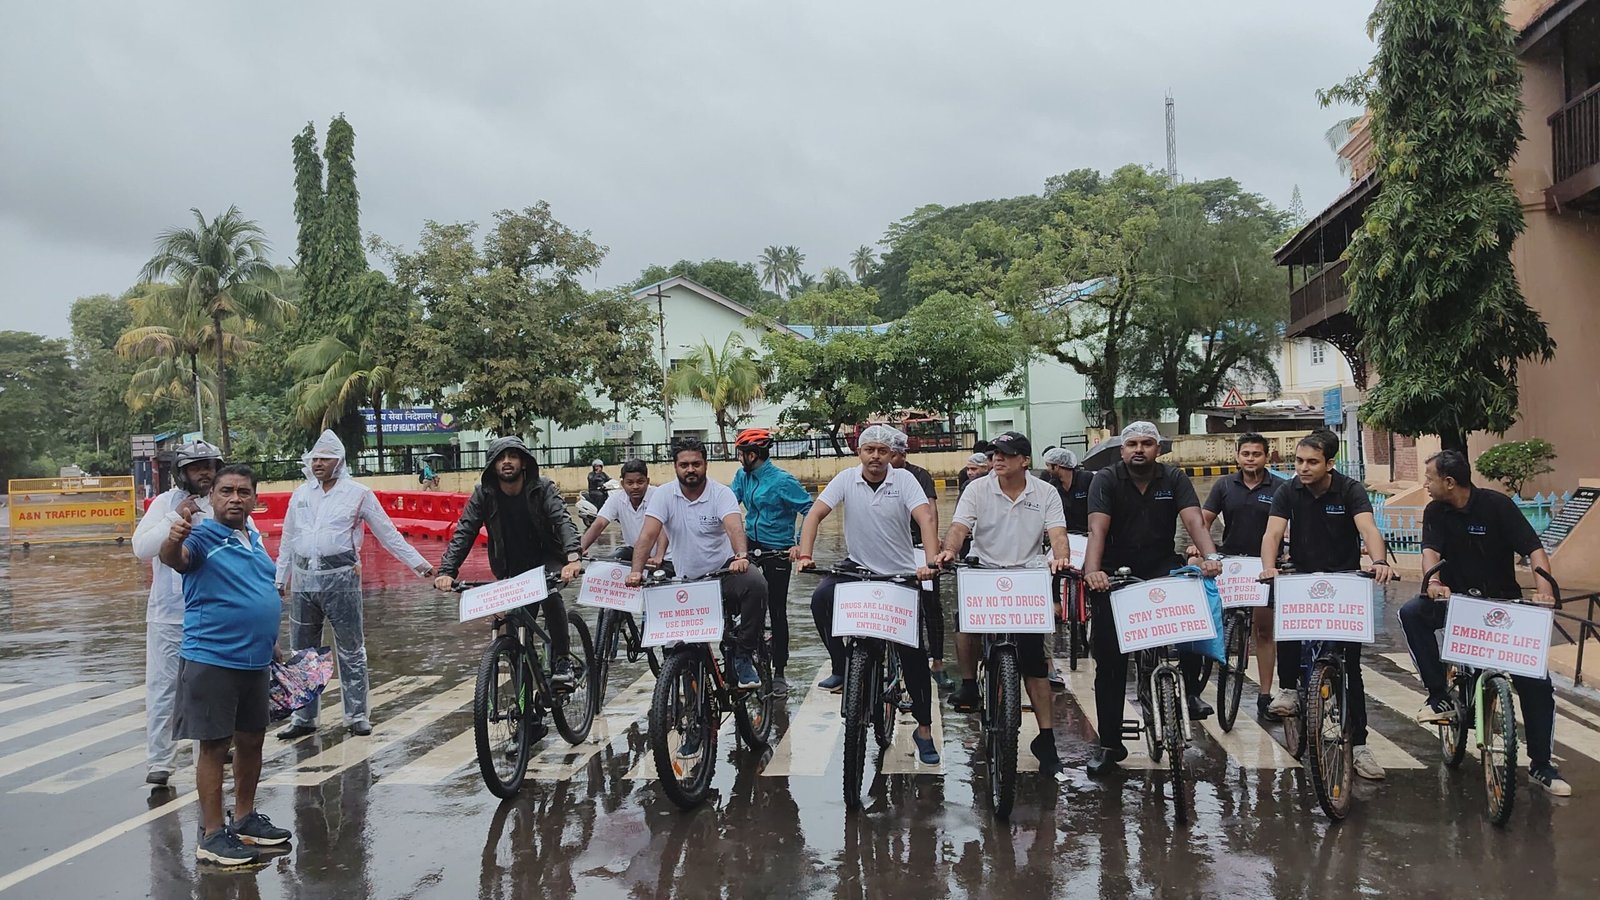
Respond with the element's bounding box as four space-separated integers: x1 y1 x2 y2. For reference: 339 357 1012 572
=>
1310 341 1326 366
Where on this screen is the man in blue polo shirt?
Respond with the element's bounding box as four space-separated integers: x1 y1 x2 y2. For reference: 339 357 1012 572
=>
160 464 292 866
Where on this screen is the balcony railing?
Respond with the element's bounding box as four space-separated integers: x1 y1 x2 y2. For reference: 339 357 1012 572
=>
1288 257 1350 333
1551 81 1600 185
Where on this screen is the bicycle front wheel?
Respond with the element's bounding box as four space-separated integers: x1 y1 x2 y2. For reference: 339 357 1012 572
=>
874 643 900 750
1307 660 1352 821
474 634 533 799
1217 614 1248 732
987 648 1021 819
732 642 776 749
593 610 619 716
650 650 715 810
552 611 596 744
1483 675 1518 826
842 643 873 810
1440 666 1469 769
1156 670 1188 826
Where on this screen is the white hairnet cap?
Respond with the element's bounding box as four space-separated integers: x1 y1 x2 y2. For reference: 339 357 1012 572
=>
308 430 346 460
1042 447 1078 468
858 424 904 449
1120 421 1162 443
966 453 990 467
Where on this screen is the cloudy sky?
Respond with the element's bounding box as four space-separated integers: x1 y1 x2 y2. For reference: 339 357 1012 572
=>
0 1 1375 339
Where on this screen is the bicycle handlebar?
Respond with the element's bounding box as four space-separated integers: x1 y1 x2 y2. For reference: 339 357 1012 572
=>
796 563 918 584
1423 559 1563 606
450 570 566 594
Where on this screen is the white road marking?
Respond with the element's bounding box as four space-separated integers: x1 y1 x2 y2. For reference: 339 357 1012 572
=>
0 712 144 780
1240 663 1425 769
880 696 944 776
266 677 458 787
0 686 144 746
763 669 840 778
1054 659 1160 770
0 683 103 717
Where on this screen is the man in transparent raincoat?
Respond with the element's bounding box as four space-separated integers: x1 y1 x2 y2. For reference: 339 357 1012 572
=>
274 431 434 738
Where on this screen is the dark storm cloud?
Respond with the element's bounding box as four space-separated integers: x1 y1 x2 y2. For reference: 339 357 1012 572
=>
0 0 1375 337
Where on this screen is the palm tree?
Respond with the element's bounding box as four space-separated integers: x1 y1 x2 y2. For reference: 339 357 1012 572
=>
139 207 289 454
781 245 806 292
760 245 787 298
116 292 256 436
665 334 765 449
1324 114 1364 177
850 245 876 282
820 267 851 291
289 334 401 470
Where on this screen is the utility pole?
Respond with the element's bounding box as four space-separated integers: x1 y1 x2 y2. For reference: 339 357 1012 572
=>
1165 91 1179 186
650 286 672 440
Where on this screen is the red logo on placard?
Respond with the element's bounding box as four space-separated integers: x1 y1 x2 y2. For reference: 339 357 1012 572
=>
997 577 1014 592
675 589 689 604
1308 579 1337 599
1228 561 1243 576
1149 588 1167 604
1483 608 1513 629
872 588 884 600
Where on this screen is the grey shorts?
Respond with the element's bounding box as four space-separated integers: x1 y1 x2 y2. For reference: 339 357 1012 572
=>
172 658 270 741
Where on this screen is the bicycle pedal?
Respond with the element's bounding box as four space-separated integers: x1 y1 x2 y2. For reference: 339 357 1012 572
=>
1121 719 1143 741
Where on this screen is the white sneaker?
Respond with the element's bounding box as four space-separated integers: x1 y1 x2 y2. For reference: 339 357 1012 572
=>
1267 688 1299 718
1353 745 1386 780
1413 698 1458 725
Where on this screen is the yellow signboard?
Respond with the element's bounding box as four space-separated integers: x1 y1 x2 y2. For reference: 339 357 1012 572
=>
7 475 137 546
12 501 135 526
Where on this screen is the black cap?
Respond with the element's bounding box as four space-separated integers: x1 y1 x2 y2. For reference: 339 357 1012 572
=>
990 431 1032 458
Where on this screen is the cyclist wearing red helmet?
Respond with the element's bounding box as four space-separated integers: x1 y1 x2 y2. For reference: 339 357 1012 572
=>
731 428 814 696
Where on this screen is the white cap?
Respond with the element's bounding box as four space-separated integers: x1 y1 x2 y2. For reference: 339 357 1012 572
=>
1042 447 1078 468
858 424 904 450
1120 421 1162 443
966 453 990 467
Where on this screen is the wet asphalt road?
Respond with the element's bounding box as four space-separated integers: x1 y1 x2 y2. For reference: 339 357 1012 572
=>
2 495 1600 899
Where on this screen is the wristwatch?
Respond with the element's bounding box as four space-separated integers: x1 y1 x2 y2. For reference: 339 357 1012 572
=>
566 552 580 563
1204 553 1224 562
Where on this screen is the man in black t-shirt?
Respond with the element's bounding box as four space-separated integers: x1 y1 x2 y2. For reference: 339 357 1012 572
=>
1042 447 1092 533
1081 422 1223 776
1258 430 1393 781
1398 450 1570 796
1197 433 1284 713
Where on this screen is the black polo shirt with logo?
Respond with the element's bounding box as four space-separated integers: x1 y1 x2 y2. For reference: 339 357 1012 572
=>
1205 471 1286 556
1267 470 1373 573
1421 488 1541 598
901 461 937 546
1088 462 1201 579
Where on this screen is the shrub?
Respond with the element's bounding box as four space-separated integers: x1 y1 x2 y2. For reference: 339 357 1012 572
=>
1475 439 1556 496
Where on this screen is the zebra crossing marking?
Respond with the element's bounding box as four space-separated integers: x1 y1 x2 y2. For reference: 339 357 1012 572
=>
0 685 25 697
528 674 656 781
1053 659 1160 770
0 683 102 717
266 679 470 788
0 686 144 746
764 669 841 778
0 712 144 781
1238 666 1425 769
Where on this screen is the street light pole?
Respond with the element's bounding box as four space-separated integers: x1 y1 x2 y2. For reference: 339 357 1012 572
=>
650 286 672 441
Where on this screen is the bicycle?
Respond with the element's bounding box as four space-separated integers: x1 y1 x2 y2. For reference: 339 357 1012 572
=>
1215 605 1253 732
1267 564 1381 821
799 561 921 810
947 558 1037 820
1106 567 1198 827
1052 567 1090 672
1427 561 1561 826
455 572 597 799
643 566 777 810
588 552 663 716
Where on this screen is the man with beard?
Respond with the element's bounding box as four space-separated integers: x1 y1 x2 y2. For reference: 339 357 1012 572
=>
1081 422 1223 776
132 439 222 787
626 438 767 692
436 436 585 748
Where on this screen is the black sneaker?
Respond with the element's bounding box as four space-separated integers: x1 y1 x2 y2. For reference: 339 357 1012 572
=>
347 721 372 736
230 810 291 846
1530 764 1573 797
1413 696 1458 725
677 728 704 758
1187 695 1214 720
145 770 171 788
1086 744 1129 777
948 682 981 712
196 827 259 866
276 723 317 740
1256 694 1273 717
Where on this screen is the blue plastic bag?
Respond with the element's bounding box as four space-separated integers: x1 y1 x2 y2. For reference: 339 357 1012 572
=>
1169 565 1226 663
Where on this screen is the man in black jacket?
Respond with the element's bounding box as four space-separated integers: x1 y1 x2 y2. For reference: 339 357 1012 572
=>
435 437 584 684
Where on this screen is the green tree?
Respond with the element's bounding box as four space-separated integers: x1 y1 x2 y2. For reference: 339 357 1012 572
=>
0 332 75 484
666 333 765 448
781 246 806 290
632 258 765 307
850 245 876 282
762 320 886 454
1125 180 1289 433
760 245 788 298
819 267 852 291
772 284 881 326
138 206 288 455
870 194 1057 319
117 284 258 438
1324 0 1554 452
392 203 659 438
880 291 1024 432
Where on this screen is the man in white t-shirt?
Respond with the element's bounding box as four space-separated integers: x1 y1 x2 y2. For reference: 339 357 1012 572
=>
934 431 1073 775
626 438 768 690
578 458 669 563
794 425 942 764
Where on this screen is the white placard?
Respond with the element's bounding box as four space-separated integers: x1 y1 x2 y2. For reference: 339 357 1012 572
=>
1067 533 1087 569
1108 575 1216 653
458 566 549 623
1273 573 1375 644
832 581 921 648
641 579 724 647
1440 594 1553 680
575 561 644 614
1216 556 1269 609
957 568 1054 634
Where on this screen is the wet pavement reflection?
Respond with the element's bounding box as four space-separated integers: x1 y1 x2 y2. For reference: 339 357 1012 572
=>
1 493 1599 898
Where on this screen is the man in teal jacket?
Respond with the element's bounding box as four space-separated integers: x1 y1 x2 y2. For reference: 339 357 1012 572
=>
730 428 813 695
